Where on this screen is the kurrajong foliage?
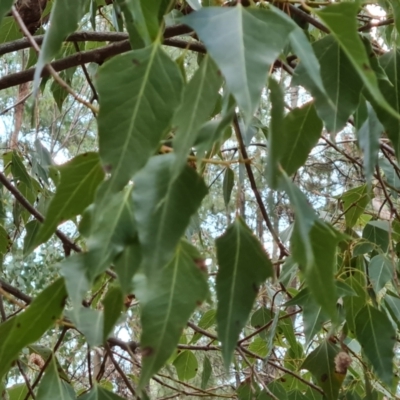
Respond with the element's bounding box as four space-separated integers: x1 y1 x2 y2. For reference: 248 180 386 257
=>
1 0 400 399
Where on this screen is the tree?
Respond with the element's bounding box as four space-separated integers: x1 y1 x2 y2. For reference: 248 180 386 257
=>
0 0 400 398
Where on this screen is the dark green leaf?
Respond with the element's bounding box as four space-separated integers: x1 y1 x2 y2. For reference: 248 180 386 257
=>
368 254 393 292
301 340 342 400
35 152 104 246
201 355 212 389
183 6 294 123
191 309 216 344
358 103 383 185
23 220 41 256
0 0 13 27
173 350 198 381
355 305 395 385
363 221 389 252
103 286 124 340
172 55 222 178
0 279 67 381
138 241 208 387
341 185 370 228
36 357 75 400
133 154 207 278
223 168 234 207
216 217 273 368
97 45 183 192
317 3 399 118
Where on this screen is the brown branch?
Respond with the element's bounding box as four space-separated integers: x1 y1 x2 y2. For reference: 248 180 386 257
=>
287 5 329 34
359 18 394 32
232 115 289 258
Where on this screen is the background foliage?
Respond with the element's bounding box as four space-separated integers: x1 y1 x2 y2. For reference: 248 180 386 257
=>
1 0 400 399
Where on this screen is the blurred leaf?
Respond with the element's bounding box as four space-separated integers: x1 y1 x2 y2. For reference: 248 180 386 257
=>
0 0 14 26
223 168 234 207
355 305 395 385
357 103 383 185
138 241 208 387
341 185 370 228
34 0 89 89
173 350 198 381
301 340 342 400
97 45 183 192
191 309 216 344
23 220 41 256
183 6 294 123
6 384 28 400
172 55 222 177
133 154 207 278
317 3 399 118
343 275 367 335
384 292 400 328
311 34 363 133
103 286 124 340
368 254 393 292
79 386 125 400
248 336 268 359
0 279 66 382
201 355 212 389
216 217 273 368
36 357 75 400
363 221 389 252
69 308 104 347
35 152 104 246
281 101 323 176
0 17 23 43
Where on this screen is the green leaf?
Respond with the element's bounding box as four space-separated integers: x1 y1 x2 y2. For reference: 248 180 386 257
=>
7 384 28 400
343 275 367 335
138 241 208 387
266 78 286 189
363 221 389 252
36 357 75 400
354 305 395 385
280 102 323 176
223 168 234 208
69 308 104 347
301 340 342 400
215 217 273 368
384 292 400 328
316 3 399 119
23 220 41 256
357 103 383 185
0 278 67 382
35 152 104 246
103 286 124 340
311 35 363 134
0 17 23 44
87 188 137 280
97 44 183 192
201 355 212 389
190 309 216 344
11 151 33 190
341 185 370 228
114 242 142 296
251 307 272 339
0 0 13 27
183 6 294 123
173 350 198 381
368 254 393 292
172 55 222 178
248 336 268 359
133 154 207 278
34 0 90 89
79 386 125 400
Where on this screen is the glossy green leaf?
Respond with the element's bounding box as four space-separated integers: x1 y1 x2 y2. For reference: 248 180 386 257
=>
312 35 363 134
215 217 273 368
0 278 67 381
301 340 342 400
191 309 216 344
357 103 383 185
341 185 370 228
35 152 104 246
138 241 208 387
97 45 183 192
201 355 212 389
0 0 13 27
173 55 222 178
114 242 142 295
34 0 89 88
281 102 323 176
223 168 234 207
316 3 399 119
355 305 395 385
368 255 393 292
183 6 294 123
133 154 207 278
173 350 198 381
36 357 75 400
103 286 124 340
